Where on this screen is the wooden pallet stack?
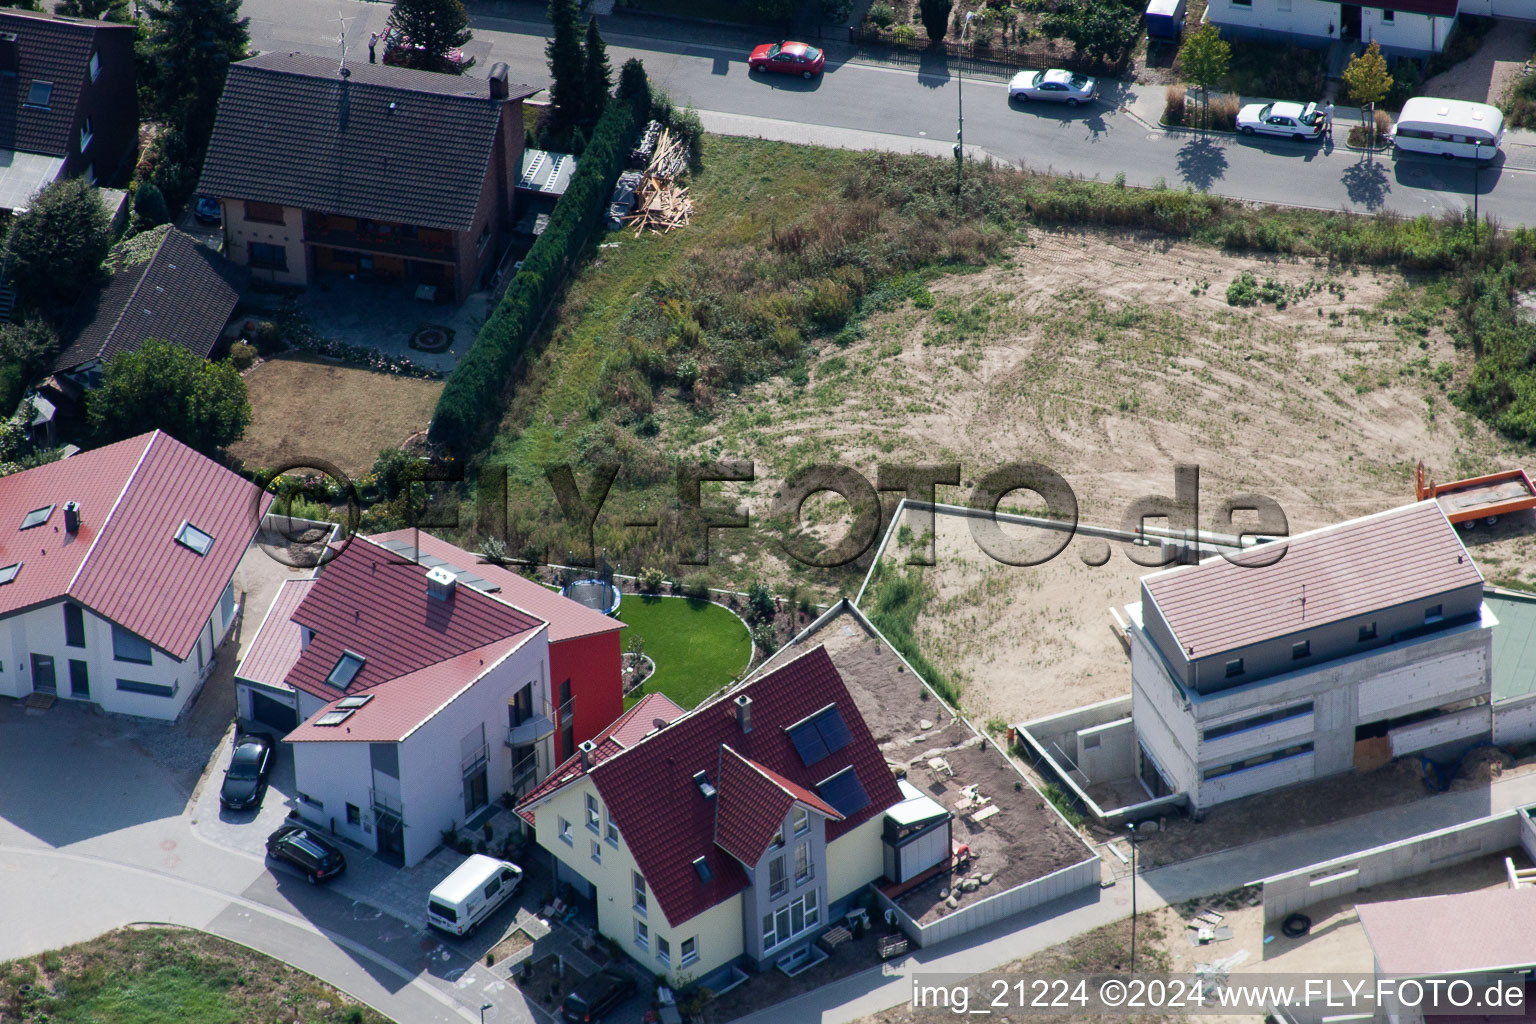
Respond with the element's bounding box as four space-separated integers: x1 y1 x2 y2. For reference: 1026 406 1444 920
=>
625 129 694 236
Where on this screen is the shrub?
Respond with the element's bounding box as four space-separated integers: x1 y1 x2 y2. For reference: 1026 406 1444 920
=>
1226 271 1258 305
228 341 258 370
637 566 666 592
254 320 282 354
430 80 649 453
1207 93 1240 132
747 578 775 622
1385 56 1422 111
679 573 710 600
1507 72 1536 129
892 23 917 44
751 621 779 653
867 1 895 27
1163 83 1186 126
132 182 171 229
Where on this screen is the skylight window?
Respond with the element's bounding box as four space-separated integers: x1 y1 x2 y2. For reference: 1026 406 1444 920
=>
20 505 53 529
326 651 366 689
174 521 214 556
692 770 717 799
315 708 356 727
786 704 854 767
693 856 713 883
0 562 20 585
816 767 870 817
335 694 374 710
26 81 51 107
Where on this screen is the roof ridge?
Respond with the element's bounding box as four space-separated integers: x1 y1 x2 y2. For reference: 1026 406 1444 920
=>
238 55 502 103
64 431 156 597
353 533 557 634
95 229 172 359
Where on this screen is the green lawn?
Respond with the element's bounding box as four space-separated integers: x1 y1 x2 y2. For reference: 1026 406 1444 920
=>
619 594 752 709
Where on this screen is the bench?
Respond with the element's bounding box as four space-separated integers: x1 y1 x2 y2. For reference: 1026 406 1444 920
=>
878 934 909 960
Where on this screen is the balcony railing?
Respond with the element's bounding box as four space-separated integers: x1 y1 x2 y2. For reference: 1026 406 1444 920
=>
508 695 557 746
303 213 457 263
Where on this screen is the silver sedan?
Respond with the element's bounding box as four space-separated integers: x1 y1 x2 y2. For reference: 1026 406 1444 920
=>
1008 69 1098 107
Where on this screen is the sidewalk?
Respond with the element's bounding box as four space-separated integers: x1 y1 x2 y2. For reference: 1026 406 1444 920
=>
730 769 1536 1024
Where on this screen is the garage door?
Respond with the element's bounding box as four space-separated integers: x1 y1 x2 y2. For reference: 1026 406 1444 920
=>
252 691 299 732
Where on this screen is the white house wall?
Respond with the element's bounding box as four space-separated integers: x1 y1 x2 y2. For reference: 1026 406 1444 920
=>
1388 704 1491 757
1207 0 1336 45
1129 628 1201 797
0 583 238 721
1356 644 1488 720
1201 750 1316 804
1457 0 1536 19
1494 693 1536 747
291 740 376 848
1075 718 1136 785
1360 9 1454 54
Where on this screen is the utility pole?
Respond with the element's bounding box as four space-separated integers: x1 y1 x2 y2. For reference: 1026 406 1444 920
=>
1473 139 1482 249
1128 821 1139 973
954 11 976 214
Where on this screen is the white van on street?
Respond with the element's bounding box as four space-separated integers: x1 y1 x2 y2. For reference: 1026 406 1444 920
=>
1391 97 1505 161
427 854 524 936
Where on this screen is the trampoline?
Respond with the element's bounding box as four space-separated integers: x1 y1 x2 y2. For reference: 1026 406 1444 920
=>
561 578 622 616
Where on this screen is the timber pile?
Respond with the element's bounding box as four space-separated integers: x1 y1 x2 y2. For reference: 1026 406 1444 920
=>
625 128 693 236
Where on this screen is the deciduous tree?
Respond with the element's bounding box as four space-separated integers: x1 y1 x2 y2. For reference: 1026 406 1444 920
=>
8 178 112 314
1177 23 1230 129
385 0 472 74
88 338 251 456
1343 40 1393 147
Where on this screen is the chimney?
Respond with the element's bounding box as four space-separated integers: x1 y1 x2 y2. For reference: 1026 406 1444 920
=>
488 62 509 101
63 501 80 534
579 739 596 770
426 565 456 601
0 34 17 76
734 693 752 734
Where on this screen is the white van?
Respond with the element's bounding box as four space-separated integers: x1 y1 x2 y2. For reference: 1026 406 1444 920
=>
1391 97 1505 161
427 854 523 936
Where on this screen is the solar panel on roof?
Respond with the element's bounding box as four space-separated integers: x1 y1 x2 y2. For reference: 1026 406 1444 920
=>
787 704 853 766
817 767 870 816
376 539 413 554
417 554 446 568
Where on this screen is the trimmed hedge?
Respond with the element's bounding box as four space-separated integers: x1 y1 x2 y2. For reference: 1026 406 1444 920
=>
430 85 649 453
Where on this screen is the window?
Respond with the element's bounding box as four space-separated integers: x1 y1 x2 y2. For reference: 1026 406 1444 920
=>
174 521 214 556
1202 742 1314 781
634 918 649 950
79 117 92 152
112 624 152 664
586 793 601 832
1425 604 1444 624
591 839 601 864
558 817 572 845
484 877 502 900
1291 640 1310 660
64 603 85 647
762 890 819 951
20 504 52 529
244 201 285 224
769 855 788 899
681 936 698 966
247 242 287 270
1224 658 1244 678
770 827 785 849
1382 8 1394 21
509 682 532 726
693 856 712 883
656 936 671 966
116 678 174 698
1230 0 1251 6
325 651 366 688
1203 702 1314 742
633 871 647 914
606 813 619 846
25 80 51 107
1359 622 1378 642
0 562 18 585
221 582 235 626
792 806 809 836
88 52 100 81
346 803 361 826
693 770 717 798
794 842 812 884
297 791 323 809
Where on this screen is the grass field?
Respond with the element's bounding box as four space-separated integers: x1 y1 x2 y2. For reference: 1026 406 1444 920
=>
618 594 752 708
229 353 443 478
0 927 392 1024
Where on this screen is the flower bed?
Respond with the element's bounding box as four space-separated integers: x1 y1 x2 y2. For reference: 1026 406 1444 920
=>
269 304 442 380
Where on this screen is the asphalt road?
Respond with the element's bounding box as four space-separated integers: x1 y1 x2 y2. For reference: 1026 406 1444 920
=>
237 0 1536 224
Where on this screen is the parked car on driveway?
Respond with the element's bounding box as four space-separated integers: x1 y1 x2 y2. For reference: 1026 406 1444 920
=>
220 731 274 811
1237 101 1323 140
266 824 346 884
1008 69 1098 106
193 196 222 225
560 968 638 1023
748 41 824 79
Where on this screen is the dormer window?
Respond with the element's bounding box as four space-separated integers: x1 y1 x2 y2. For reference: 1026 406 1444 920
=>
692 770 716 799
88 52 100 81
326 650 366 688
26 81 51 108
693 856 712 883
79 117 92 152
174 520 214 556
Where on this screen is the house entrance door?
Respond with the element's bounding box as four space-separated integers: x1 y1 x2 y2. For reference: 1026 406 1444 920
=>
30 654 56 694
462 765 488 817
375 810 404 865
1341 4 1362 38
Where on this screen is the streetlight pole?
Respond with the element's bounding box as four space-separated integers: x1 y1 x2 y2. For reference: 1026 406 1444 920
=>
481 1003 493 1024
1473 139 1482 248
1127 822 1138 973
955 11 976 213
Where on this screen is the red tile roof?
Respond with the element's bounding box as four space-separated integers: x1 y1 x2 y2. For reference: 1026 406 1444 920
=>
370 530 624 644
235 577 316 688
0 431 267 658
1358 887 1536 975
714 745 842 866
285 636 529 743
1143 502 1481 659
284 536 544 701
588 645 903 928
515 691 686 825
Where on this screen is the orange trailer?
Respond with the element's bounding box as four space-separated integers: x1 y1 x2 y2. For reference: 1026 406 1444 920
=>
1416 461 1536 529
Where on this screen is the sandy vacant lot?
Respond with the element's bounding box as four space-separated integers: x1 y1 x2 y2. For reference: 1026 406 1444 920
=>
229 353 443 479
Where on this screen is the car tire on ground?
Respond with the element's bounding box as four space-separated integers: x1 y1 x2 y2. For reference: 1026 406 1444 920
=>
1294 133 1307 141
1067 98 1080 107
1240 126 1254 135
753 63 764 72
1281 912 1311 938
802 70 812 79
307 872 319 885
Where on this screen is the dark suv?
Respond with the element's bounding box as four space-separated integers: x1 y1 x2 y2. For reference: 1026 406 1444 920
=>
560 968 637 1023
265 824 346 884
219 731 274 811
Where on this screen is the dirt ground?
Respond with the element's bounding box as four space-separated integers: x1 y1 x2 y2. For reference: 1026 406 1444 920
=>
227 352 443 478
757 610 1093 924
1423 19 1535 106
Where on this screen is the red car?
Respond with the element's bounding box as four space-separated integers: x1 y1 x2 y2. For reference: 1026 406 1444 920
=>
748 41 824 79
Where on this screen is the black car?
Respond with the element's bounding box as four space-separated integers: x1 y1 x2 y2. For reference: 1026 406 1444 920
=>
265 824 347 884
219 731 274 811
560 969 637 1023
193 195 222 224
